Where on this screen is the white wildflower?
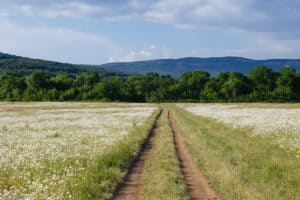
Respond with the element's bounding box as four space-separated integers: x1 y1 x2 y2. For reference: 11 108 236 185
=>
179 104 300 151
0 102 156 199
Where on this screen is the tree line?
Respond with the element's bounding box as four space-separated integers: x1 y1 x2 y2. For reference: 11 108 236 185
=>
0 66 299 102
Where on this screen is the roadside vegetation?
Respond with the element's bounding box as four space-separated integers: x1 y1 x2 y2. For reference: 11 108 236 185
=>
172 105 300 200
72 108 160 200
141 110 188 200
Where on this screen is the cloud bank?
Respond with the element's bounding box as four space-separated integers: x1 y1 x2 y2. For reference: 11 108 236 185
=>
0 0 299 63
3 0 298 37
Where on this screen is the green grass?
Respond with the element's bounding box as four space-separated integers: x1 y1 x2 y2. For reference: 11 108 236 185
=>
182 102 300 109
171 105 300 200
69 108 161 200
141 110 189 200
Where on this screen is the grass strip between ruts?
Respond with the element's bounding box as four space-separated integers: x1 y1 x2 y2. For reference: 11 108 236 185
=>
141 110 189 200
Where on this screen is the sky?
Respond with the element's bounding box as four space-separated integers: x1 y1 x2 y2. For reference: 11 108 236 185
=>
0 0 299 64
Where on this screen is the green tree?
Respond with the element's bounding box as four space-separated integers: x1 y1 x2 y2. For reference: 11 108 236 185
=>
179 71 210 100
73 73 100 100
91 82 105 100
273 67 298 102
221 72 251 101
51 73 73 91
217 72 230 85
178 71 193 99
59 88 77 101
27 70 50 90
248 66 276 101
103 77 123 101
141 72 160 102
159 75 178 101
0 73 26 101
296 72 300 100
201 78 221 102
123 75 145 102
25 71 51 101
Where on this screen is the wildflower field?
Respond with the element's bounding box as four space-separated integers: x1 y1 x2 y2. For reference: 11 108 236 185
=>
175 103 300 199
1 103 299 200
181 103 300 151
0 103 156 199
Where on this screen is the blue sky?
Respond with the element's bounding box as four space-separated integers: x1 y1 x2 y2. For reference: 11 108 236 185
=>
0 0 299 64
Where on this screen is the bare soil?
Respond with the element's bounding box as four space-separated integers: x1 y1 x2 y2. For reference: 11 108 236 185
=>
168 110 219 200
112 110 162 200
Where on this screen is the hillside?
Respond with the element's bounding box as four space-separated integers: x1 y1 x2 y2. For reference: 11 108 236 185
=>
0 52 126 78
1 52 300 77
99 57 300 76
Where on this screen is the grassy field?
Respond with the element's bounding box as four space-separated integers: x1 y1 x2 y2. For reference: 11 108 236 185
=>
141 110 188 200
1 102 300 199
180 103 300 151
173 104 300 200
0 103 158 199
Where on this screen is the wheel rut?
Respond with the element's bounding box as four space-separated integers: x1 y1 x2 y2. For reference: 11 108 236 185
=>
168 110 219 200
113 109 163 200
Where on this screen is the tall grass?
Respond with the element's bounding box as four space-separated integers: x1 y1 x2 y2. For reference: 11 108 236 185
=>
172 105 300 200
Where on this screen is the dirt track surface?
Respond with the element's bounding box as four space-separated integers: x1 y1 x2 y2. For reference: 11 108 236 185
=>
113 109 219 200
168 111 219 200
113 110 162 200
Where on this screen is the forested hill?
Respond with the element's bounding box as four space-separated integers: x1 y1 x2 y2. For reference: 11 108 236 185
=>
0 52 126 78
2 51 300 77
99 57 300 76
1 51 299 102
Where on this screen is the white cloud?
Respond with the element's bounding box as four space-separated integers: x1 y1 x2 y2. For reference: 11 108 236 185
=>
43 2 108 19
246 38 300 59
0 1 141 20
116 47 154 62
1 1 299 38
14 2 109 19
0 19 117 64
145 0 268 31
191 38 300 59
19 4 33 16
108 45 173 62
0 1 299 62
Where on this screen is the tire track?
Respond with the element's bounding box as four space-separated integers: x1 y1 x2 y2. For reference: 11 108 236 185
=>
168 110 219 200
112 109 163 200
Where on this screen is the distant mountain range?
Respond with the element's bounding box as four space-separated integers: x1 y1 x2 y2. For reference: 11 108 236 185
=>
99 57 300 76
1 52 299 77
0 52 126 78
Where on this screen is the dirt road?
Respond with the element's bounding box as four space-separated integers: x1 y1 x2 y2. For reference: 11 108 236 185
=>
168 110 219 200
113 110 162 200
113 109 218 200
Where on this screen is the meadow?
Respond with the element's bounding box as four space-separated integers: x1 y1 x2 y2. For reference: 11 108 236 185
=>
176 103 300 199
180 103 300 151
0 103 157 199
1 102 299 199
